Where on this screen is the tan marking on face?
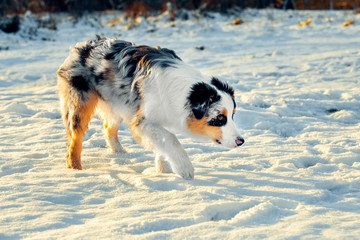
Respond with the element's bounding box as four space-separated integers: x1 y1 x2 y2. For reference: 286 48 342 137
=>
222 109 228 117
186 117 223 142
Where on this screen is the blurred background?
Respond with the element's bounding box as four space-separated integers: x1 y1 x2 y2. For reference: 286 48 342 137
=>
0 0 359 40
1 0 360 17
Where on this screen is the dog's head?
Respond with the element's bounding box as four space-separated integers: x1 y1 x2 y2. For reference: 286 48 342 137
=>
186 77 244 148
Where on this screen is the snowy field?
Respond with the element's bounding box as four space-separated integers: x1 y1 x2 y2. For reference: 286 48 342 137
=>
1 9 360 239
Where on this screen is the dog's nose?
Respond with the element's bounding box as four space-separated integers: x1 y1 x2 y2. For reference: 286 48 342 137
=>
235 137 244 146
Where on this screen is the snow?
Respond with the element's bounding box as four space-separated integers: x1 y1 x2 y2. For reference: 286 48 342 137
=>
1 9 360 239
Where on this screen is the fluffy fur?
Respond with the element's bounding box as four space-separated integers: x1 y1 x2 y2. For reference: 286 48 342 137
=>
57 36 244 179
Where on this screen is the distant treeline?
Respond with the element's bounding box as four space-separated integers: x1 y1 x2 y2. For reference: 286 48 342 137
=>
1 0 359 16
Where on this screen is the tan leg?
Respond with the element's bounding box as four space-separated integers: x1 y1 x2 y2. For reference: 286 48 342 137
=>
104 119 126 153
66 94 98 169
67 131 85 169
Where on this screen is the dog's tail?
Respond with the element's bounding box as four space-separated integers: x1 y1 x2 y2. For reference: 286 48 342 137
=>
57 70 73 145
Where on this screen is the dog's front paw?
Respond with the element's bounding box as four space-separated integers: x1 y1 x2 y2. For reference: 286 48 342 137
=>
173 162 194 180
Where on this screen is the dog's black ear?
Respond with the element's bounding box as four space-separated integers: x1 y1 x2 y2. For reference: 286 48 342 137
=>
211 77 234 97
188 82 221 119
192 99 209 119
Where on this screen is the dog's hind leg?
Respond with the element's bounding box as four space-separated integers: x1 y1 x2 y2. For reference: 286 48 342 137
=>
66 93 98 169
97 102 127 153
155 154 173 174
103 118 126 153
58 73 98 169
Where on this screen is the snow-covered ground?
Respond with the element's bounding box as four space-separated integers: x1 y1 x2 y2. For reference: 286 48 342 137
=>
1 9 360 239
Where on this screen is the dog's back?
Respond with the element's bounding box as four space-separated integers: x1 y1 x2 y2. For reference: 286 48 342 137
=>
57 36 183 118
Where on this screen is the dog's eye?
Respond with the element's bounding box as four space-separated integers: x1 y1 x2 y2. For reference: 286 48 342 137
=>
208 114 227 127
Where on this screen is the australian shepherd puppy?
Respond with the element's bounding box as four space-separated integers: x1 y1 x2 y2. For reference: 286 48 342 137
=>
57 36 244 179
